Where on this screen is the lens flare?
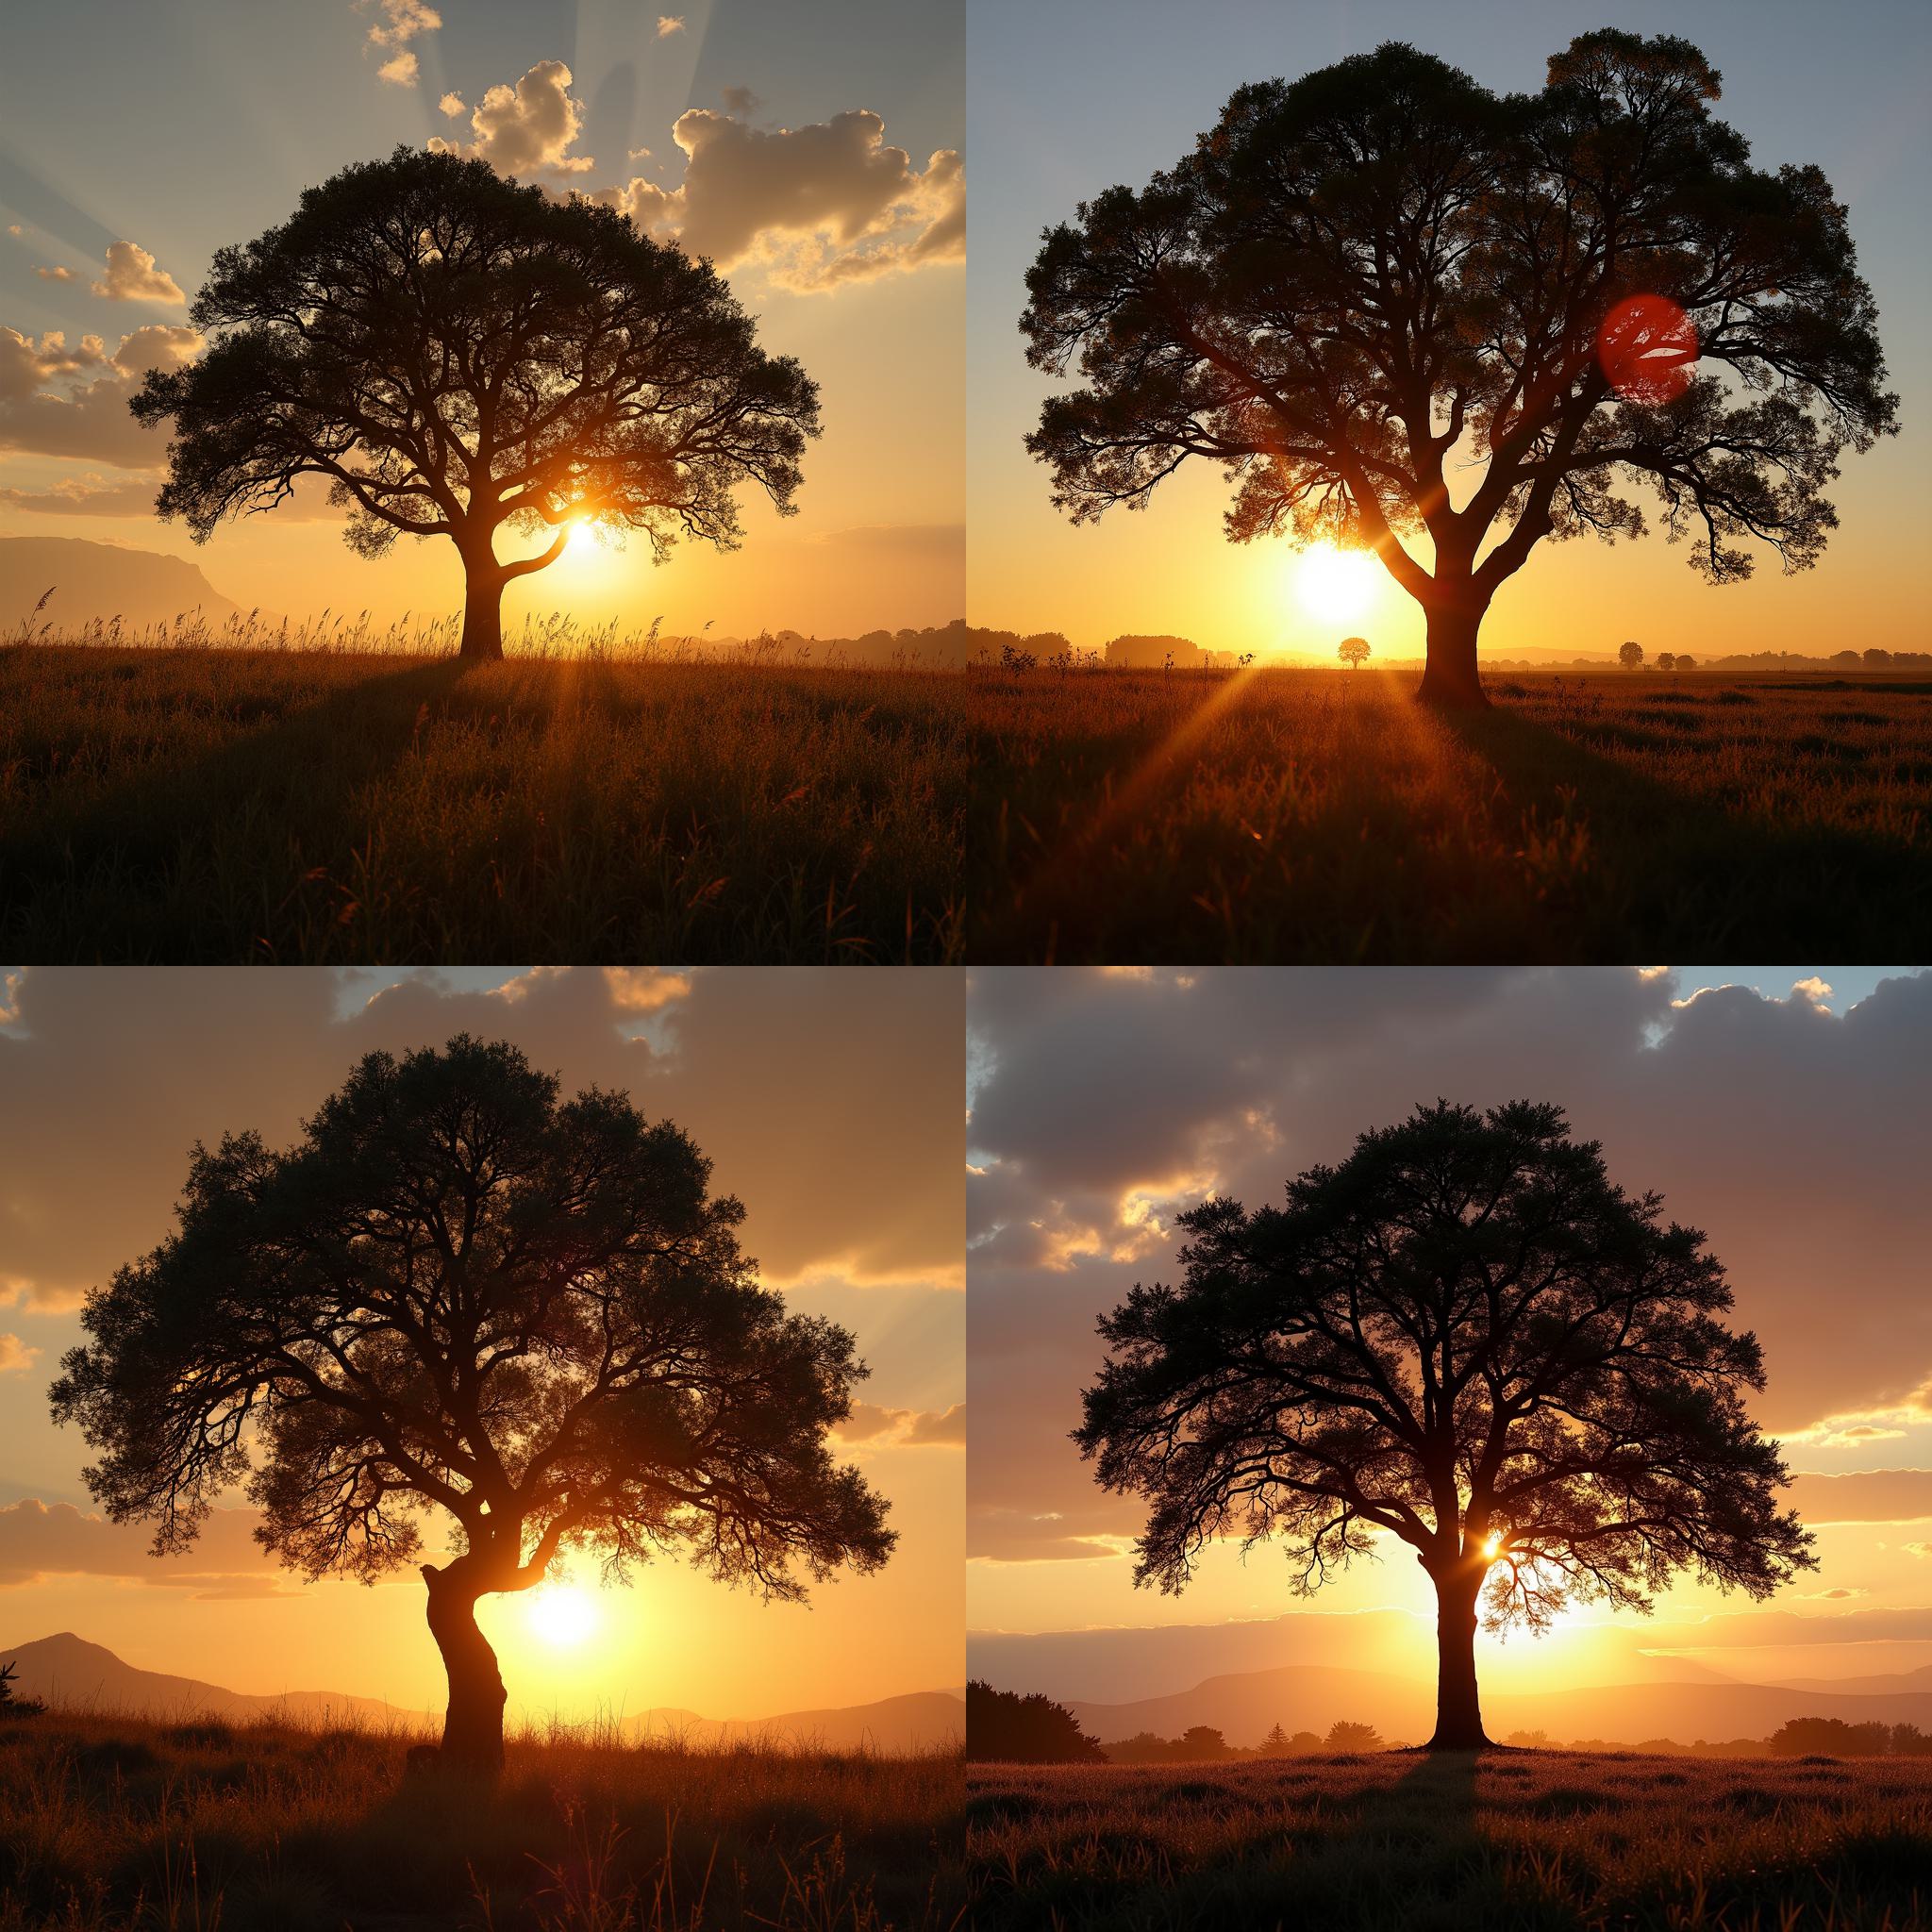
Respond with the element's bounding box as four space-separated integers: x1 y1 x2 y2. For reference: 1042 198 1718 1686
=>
525 1582 599 1648
1296 545 1377 625
1597 294 1698 406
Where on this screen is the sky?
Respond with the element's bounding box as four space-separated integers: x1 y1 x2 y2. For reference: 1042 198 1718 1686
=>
0 0 964 639
966 965 1932 1705
966 0 1932 661
0 966 964 1724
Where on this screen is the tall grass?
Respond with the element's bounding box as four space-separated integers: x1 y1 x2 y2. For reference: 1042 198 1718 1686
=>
0 1709 966 1930
965 665 1932 960
0 641 971 962
966 1751 1932 1930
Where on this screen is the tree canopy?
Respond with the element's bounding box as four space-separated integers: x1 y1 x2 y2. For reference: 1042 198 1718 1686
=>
132 147 820 658
1022 33 1897 704
1075 1099 1812 1747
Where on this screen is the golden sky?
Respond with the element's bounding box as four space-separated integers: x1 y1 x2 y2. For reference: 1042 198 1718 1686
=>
966 967 1932 1707
0 967 963 1723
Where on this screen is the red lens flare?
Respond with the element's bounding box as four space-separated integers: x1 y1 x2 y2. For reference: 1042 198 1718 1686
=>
1596 294 1699 406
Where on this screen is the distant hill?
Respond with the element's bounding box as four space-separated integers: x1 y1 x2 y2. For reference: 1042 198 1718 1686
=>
0 1632 413 1729
1071 1664 1432 1748
0 537 241 633
0 1633 961 1754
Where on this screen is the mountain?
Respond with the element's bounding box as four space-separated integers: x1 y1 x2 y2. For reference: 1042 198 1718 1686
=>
1071 1665 1433 1748
1771 1665 1932 1698
0 1633 962 1754
0 536 240 632
0 1632 410 1728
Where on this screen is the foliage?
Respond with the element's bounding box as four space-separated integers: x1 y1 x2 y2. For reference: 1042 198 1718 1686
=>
1338 637 1371 670
1325 1722 1385 1755
966 1683 1105 1765
1076 1098 1811 1632
1769 1718 1932 1758
0 1663 44 1720
1022 33 1897 700
1619 641 1643 670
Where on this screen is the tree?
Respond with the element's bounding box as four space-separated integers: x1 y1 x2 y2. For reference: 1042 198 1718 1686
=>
50 1036 891 1775
1178 1724 1232 1760
1674 653 1696 671
1074 1099 1811 1751
1258 1720 1291 1755
1656 651 1676 671
1864 647 1893 666
966 1680 1106 1763
1022 34 1897 707
1339 635 1371 670
132 148 820 660
1619 641 1643 671
1325 1720 1386 1754
0 1661 45 1719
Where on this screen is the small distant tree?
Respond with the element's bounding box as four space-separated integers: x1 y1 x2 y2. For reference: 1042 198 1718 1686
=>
1258 1721 1291 1755
1075 1100 1812 1750
1674 652 1696 671
1338 636 1371 671
966 1680 1107 1763
1656 651 1677 671
1832 649 1861 665
133 147 820 660
1864 646 1893 666
1326 1720 1386 1754
1178 1724 1232 1760
51 1037 891 1776
1619 641 1643 671
1506 1728 1556 1749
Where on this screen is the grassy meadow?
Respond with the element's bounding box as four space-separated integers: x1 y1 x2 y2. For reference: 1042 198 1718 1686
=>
965 1750 1932 1931
0 1709 966 1931
964 665 1932 961
0 639 971 963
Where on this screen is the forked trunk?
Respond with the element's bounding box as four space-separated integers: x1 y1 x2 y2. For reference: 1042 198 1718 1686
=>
423 1563 507 1774
458 557 506 662
1425 1563 1491 1750
1416 597 1489 708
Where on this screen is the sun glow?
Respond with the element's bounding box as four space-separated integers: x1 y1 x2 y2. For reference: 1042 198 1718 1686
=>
1295 544 1378 626
525 1581 600 1649
1482 1532 1504 1561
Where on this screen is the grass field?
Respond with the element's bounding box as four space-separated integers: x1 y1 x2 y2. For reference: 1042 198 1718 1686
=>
0 643 970 963
0 1710 966 1930
964 667 1932 961
965 1751 1932 1930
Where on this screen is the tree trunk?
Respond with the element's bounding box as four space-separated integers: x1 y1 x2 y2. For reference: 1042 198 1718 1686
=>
1416 597 1489 708
458 558 506 662
1425 1563 1491 1750
423 1564 507 1774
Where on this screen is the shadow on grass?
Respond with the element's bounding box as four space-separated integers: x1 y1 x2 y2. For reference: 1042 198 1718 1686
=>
0 658 468 959
1446 703 1932 956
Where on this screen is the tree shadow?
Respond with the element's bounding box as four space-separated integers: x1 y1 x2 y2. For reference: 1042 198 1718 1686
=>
1443 699 1932 957
0 655 470 959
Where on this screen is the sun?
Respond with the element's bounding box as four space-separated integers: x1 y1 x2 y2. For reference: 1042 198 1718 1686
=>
525 1581 600 1649
1296 544 1378 625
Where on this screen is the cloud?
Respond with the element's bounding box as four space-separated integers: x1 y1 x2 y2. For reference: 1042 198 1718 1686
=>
1786 1470 1932 1525
0 1333 40 1374
1907 1543 1932 1559
5 225 22 239
721 86 759 118
0 1498 291 1596
33 266 75 283
0 473 163 517
605 108 964 291
657 14 685 35
376 51 419 86
428 60 594 175
438 91 465 119
835 1402 965 1449
91 242 187 305
359 0 439 49
966 968 1932 1564
0 323 202 465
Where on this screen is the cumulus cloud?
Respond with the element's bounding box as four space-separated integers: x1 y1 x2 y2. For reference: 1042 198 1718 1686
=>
605 108 964 291
967 968 1932 1566
0 323 202 465
835 1402 965 1449
359 0 439 49
91 242 187 305
657 14 685 35
438 90 465 118
0 1333 40 1374
0 473 163 517
0 1499 291 1596
33 265 75 283
428 60 594 175
376 51 419 86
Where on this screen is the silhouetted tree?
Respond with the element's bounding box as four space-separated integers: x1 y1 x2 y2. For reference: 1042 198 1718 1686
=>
0 1661 45 1719
1674 653 1696 671
966 1680 1106 1763
1619 641 1643 671
50 1037 891 1775
1325 1720 1385 1754
1339 636 1371 670
1656 651 1677 671
1075 1100 1811 1751
1258 1721 1291 1754
132 148 819 660
1022 34 1896 707
1864 647 1893 666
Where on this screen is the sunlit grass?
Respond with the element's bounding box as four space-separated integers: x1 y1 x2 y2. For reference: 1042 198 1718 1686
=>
0 634 971 963
965 664 1932 960
0 1708 964 1931
966 1751 1932 1930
